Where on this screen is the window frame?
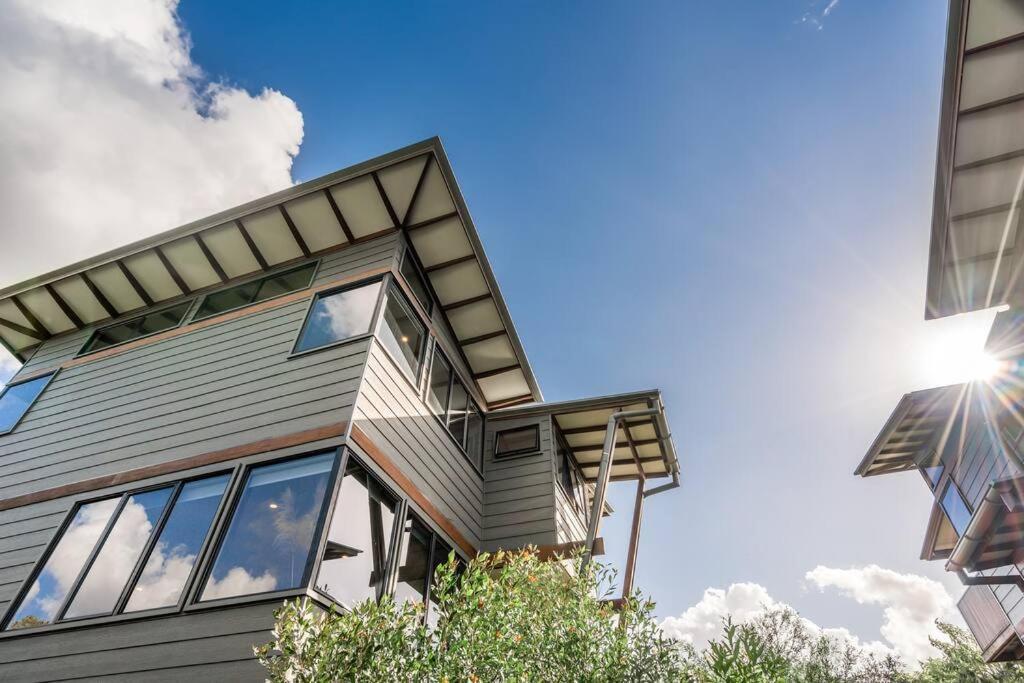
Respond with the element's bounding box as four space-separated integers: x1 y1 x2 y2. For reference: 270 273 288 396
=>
424 343 485 472
77 299 195 358
939 479 974 538
493 424 542 460
373 280 429 385
398 248 433 317
0 369 58 436
190 260 320 324
554 425 589 519
289 276 388 358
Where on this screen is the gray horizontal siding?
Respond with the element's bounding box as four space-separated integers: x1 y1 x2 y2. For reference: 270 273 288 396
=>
554 487 587 545
481 416 555 551
353 342 484 548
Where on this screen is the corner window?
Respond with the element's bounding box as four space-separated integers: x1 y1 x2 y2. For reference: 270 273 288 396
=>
0 371 55 435
400 251 433 315
200 452 336 602
193 262 316 322
940 481 973 537
80 301 193 355
393 515 456 627
378 284 427 380
425 346 484 469
4 472 230 631
294 280 382 354
494 425 540 459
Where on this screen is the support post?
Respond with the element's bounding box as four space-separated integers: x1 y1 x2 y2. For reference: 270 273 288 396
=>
621 478 645 598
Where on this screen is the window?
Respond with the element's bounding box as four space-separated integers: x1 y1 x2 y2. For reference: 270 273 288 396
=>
0 371 55 435
80 301 193 355
400 251 432 315
494 425 540 459
940 481 973 537
425 347 484 469
200 452 336 602
193 263 316 321
555 430 588 518
4 472 230 631
316 460 400 606
378 284 427 380
393 515 455 627
294 280 382 354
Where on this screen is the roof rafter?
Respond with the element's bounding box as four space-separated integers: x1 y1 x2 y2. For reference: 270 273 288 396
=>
116 261 154 306
154 246 191 295
235 220 269 271
278 205 311 258
11 296 51 338
402 154 433 227
323 189 356 243
44 283 84 329
193 234 228 283
80 272 120 319
371 171 401 229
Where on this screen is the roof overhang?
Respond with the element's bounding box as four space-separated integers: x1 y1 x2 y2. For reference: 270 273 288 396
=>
492 389 679 482
0 138 542 408
855 384 963 477
926 0 1024 318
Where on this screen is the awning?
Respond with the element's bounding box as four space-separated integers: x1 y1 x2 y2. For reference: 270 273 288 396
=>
855 385 963 477
0 138 541 408
948 476 1024 573
491 390 678 482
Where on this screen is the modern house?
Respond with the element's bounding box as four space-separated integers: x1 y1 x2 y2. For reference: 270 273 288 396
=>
0 138 679 680
855 0 1024 662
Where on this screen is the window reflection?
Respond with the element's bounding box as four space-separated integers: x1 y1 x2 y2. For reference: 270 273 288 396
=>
379 285 426 379
83 301 192 354
940 482 973 537
125 475 230 612
200 453 335 601
427 349 452 417
447 381 468 445
426 537 453 629
316 462 399 606
64 487 174 619
6 498 119 629
0 373 53 434
195 263 316 321
394 517 431 607
295 281 381 353
400 253 432 315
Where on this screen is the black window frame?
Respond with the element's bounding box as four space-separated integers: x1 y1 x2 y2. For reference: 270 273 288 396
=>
374 280 429 384
553 424 589 519
424 344 485 472
77 299 195 358
0 369 58 436
398 249 433 316
290 276 387 358
392 510 459 626
493 424 541 460
191 260 319 323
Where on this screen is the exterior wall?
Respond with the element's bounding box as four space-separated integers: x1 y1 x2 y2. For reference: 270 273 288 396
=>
480 415 556 551
949 397 1023 511
554 485 587 545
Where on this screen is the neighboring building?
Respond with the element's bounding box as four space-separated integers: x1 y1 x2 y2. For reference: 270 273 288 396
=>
0 138 679 679
856 0 1024 662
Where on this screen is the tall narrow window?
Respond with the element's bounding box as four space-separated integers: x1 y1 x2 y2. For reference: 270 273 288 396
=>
125 475 231 612
200 452 336 601
0 371 55 435
426 348 452 416
194 263 316 321
400 252 432 315
5 498 120 629
294 281 381 353
466 402 484 470
80 301 193 355
316 461 400 606
378 284 426 380
447 381 469 445
393 517 431 607
426 536 454 628
940 482 973 537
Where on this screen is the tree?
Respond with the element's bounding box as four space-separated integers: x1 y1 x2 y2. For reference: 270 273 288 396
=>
915 622 1024 682
256 549 683 682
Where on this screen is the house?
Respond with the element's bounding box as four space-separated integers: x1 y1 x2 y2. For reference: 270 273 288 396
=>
855 0 1024 662
0 138 680 679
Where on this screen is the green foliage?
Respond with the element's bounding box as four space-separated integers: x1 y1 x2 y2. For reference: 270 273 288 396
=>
256 548 683 682
915 622 1024 682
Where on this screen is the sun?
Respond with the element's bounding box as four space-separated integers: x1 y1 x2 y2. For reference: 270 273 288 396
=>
918 315 1001 386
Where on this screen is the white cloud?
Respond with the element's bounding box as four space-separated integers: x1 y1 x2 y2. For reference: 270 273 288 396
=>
0 354 18 385
202 566 277 600
0 0 304 291
662 565 959 666
799 0 841 30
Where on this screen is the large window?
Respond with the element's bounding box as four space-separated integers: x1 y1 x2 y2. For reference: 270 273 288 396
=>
425 346 484 469
80 301 193 355
378 284 427 381
0 371 55 435
4 472 230 631
940 481 973 537
199 453 336 602
293 280 382 354
193 262 317 322
393 515 455 627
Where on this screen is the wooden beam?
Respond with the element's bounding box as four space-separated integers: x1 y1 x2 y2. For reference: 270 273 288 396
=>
402 155 433 227
472 363 520 380
572 438 660 454
154 246 191 295
405 211 459 232
443 293 491 312
459 330 507 347
425 254 476 274
620 479 645 597
371 171 401 229
11 296 51 338
235 219 270 271
194 234 229 283
487 393 536 410
116 260 154 306
80 272 120 319
0 316 44 341
559 421 655 436
44 283 84 328
323 189 356 243
279 205 311 258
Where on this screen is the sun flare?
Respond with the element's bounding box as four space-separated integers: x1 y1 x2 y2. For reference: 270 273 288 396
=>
918 316 1001 386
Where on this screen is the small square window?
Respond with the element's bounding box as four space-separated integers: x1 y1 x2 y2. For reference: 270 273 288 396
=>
494 425 540 459
294 280 382 354
0 371 55 435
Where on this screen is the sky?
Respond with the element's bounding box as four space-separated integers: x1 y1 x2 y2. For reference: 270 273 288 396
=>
0 0 1002 665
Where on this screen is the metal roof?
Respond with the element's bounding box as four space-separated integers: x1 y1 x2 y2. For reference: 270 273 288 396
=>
0 138 542 408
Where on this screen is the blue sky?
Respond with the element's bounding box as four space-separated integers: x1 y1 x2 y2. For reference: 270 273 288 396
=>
0 0 999 659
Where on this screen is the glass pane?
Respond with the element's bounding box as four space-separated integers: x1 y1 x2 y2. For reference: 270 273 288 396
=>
923 464 944 489
495 426 539 457
466 402 484 470
941 483 973 537
64 487 173 619
379 286 425 379
426 538 453 629
316 461 398 606
254 263 316 303
84 302 191 353
0 374 52 433
426 350 452 417
558 448 575 500
200 453 335 601
125 475 230 612
5 498 120 630
394 518 431 607
447 380 468 446
194 281 260 320
295 281 381 353
400 254 432 314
